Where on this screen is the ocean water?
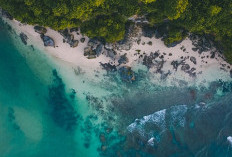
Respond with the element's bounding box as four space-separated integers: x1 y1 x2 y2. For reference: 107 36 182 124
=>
0 18 232 157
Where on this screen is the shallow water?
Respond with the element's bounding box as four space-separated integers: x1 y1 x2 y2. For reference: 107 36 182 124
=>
0 19 232 157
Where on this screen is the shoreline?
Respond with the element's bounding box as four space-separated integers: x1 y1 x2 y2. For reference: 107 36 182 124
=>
2 16 232 88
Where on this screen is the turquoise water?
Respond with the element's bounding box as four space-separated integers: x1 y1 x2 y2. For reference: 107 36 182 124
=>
0 19 232 157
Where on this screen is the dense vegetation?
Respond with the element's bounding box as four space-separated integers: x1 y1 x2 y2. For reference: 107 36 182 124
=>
0 0 231 62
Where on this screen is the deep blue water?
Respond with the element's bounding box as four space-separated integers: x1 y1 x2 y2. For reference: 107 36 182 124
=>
0 18 232 157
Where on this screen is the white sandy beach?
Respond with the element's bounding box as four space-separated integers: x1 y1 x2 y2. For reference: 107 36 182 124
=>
2 17 232 88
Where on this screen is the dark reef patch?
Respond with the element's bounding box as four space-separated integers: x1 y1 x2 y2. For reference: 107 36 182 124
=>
48 70 78 131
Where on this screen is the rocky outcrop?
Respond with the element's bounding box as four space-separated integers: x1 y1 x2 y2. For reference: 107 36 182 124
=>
40 34 55 47
34 26 47 34
189 34 214 54
100 63 117 72
118 66 135 82
0 9 13 20
19 33 28 45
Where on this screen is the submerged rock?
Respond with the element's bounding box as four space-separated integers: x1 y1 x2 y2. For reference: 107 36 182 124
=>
118 66 135 82
99 133 106 143
34 26 47 34
19 33 28 45
101 145 107 151
40 34 55 47
100 63 117 72
84 46 97 58
84 47 92 56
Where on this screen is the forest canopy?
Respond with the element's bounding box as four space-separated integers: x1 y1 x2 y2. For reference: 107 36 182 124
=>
0 0 232 62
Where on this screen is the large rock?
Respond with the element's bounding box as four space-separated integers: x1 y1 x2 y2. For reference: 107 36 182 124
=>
19 33 28 45
84 46 96 59
40 34 55 47
143 52 160 69
118 66 135 82
34 26 47 34
95 44 103 56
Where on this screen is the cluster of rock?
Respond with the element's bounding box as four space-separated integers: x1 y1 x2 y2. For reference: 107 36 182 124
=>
171 59 196 77
142 24 185 47
34 26 55 47
59 29 79 48
84 38 105 59
0 8 13 20
189 34 214 54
